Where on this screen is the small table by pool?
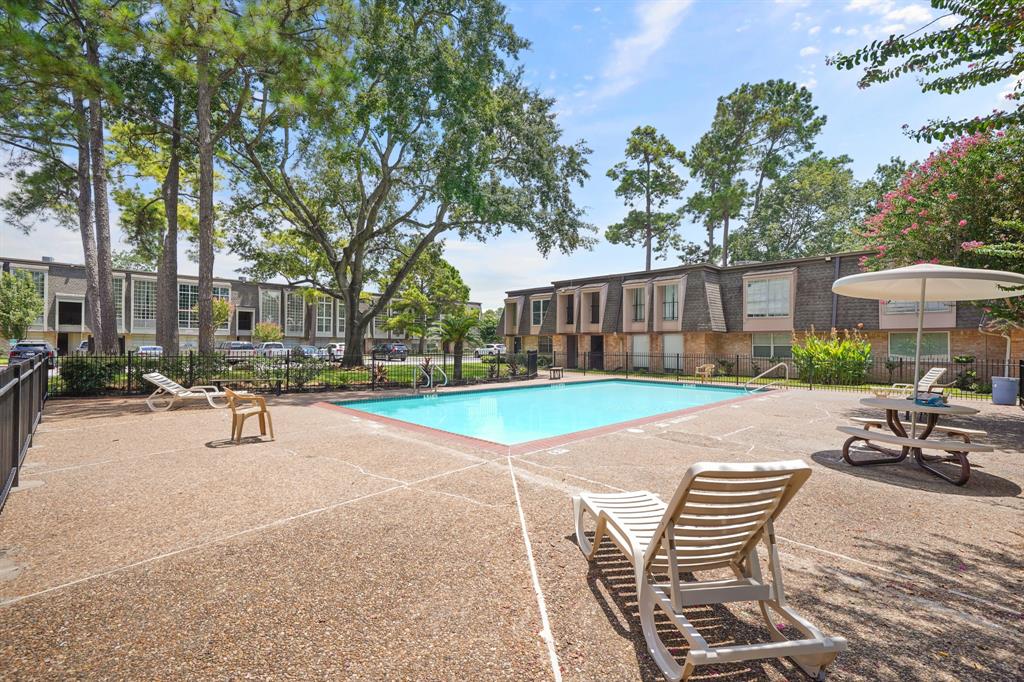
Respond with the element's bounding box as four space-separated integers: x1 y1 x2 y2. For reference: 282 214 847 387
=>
841 397 983 484
549 366 564 380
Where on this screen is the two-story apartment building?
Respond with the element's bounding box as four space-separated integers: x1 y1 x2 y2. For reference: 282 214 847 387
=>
501 251 1023 370
2 257 479 355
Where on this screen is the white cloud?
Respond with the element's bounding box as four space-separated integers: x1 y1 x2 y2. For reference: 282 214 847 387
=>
774 0 811 6
799 77 818 90
595 0 693 99
845 0 892 13
808 25 821 35
999 76 1023 103
885 4 932 23
799 46 820 57
844 1 935 37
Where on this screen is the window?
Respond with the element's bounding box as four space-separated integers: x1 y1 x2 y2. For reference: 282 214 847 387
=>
888 332 950 360
564 294 574 325
177 283 229 330
507 302 517 331
337 302 346 336
133 279 157 330
884 300 953 315
112 276 124 330
752 332 793 359
14 268 46 328
745 278 790 318
285 291 305 335
631 334 649 369
316 297 333 335
260 289 281 325
661 285 677 321
538 336 553 353
631 288 645 322
589 292 600 324
374 310 389 335
532 298 549 326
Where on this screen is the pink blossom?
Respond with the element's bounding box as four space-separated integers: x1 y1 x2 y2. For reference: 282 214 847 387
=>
911 223 918 230
996 173 1006 181
961 241 984 251
930 258 940 264
996 130 1005 137
947 193 958 200
918 209 928 217
958 219 967 227
907 195 917 203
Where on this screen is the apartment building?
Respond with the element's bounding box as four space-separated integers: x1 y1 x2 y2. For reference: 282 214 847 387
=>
501 251 1023 370
2 257 479 354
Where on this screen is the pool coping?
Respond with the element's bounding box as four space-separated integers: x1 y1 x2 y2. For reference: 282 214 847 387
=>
315 379 768 455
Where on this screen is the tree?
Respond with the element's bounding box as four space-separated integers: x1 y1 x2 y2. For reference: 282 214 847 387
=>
0 271 45 342
252 322 283 343
431 306 480 381
730 154 871 262
477 308 503 344
384 244 469 352
227 0 593 368
605 125 687 270
829 1 1024 142
857 129 1024 325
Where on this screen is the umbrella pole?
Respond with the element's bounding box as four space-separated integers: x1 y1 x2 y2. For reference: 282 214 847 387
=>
912 279 927 437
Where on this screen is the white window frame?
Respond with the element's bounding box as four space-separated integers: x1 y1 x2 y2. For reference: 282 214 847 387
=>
55 293 86 332
235 306 256 335
259 288 282 327
531 298 550 326
745 277 791 319
888 331 950 361
176 281 230 332
284 290 305 336
132 276 158 332
661 284 678 321
752 332 793 359
13 264 48 330
336 300 346 337
112 274 126 332
884 300 953 315
631 286 646 322
316 296 334 337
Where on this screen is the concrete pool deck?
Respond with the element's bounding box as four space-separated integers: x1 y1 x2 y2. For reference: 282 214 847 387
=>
1 380 1022 680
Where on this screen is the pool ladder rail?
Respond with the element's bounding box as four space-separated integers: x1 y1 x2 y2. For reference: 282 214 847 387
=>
744 362 789 393
415 363 449 394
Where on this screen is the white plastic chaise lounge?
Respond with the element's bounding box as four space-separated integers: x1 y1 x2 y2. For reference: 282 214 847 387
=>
573 460 846 681
142 372 230 411
872 367 947 399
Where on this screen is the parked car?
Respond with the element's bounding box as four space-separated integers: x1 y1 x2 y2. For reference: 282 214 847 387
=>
292 345 320 358
322 342 346 361
256 341 288 358
474 343 506 357
136 345 164 357
371 342 408 361
180 341 198 352
9 340 57 368
216 340 257 363
76 339 91 353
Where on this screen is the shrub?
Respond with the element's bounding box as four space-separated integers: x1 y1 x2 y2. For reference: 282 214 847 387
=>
60 356 118 395
129 355 189 390
791 327 872 385
289 358 325 389
253 322 283 343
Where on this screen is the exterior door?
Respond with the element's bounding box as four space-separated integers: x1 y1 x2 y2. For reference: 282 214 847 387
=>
589 335 603 370
566 335 578 369
57 332 69 356
631 334 649 370
664 334 683 370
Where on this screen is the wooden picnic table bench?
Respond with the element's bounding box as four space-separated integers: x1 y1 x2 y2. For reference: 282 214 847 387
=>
549 366 564 380
210 377 283 396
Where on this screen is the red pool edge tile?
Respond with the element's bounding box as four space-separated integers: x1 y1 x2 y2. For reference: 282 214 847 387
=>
314 388 767 456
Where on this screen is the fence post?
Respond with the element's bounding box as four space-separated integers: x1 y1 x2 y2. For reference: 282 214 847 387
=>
734 355 739 385
126 350 133 393
189 350 195 387
676 353 680 381
285 352 291 392
10 363 22 489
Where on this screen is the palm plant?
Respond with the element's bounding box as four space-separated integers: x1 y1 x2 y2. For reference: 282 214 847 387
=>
431 307 480 381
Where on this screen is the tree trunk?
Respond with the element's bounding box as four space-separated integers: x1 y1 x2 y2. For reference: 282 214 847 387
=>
644 155 652 271
196 51 216 354
720 210 730 267
705 220 716 263
340 288 365 366
86 41 117 354
418 336 426 354
305 300 316 345
156 96 181 352
73 95 100 350
454 340 464 381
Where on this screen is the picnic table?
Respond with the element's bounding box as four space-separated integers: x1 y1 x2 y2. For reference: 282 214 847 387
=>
836 397 991 486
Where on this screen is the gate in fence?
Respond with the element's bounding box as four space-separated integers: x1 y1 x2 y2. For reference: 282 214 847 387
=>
1 356 48 514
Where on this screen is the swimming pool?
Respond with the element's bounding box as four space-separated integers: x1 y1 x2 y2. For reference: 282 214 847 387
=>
333 379 747 446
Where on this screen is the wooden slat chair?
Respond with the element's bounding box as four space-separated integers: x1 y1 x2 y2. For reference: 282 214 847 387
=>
574 460 846 681
142 372 229 411
226 388 274 444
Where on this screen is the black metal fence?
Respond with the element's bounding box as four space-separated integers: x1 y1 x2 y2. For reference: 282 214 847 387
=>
44 349 1020 401
48 350 549 397
539 351 1017 401
1 355 48 514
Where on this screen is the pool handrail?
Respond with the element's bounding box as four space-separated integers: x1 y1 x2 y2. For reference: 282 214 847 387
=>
744 362 789 393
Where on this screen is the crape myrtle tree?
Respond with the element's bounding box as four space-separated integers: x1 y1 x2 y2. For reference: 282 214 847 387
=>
605 125 687 271
856 129 1024 326
829 0 1024 142
227 0 593 367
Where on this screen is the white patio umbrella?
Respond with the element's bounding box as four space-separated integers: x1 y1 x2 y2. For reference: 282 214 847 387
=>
832 264 1024 423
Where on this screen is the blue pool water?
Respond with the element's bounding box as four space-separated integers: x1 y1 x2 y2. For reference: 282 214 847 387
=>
336 379 746 445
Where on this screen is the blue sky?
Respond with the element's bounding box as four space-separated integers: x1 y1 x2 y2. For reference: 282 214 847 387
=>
1 0 1011 309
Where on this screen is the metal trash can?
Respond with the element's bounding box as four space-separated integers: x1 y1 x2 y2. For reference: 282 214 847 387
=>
991 376 1020 405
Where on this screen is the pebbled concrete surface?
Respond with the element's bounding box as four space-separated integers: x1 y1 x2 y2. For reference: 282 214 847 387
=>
1 384 1022 680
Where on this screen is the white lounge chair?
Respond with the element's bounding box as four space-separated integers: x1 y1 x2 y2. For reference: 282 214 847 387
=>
142 372 230 411
872 367 947 399
573 460 846 681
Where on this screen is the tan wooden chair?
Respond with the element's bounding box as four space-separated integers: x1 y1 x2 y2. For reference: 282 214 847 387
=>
695 364 716 382
226 388 274 444
574 460 846 680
